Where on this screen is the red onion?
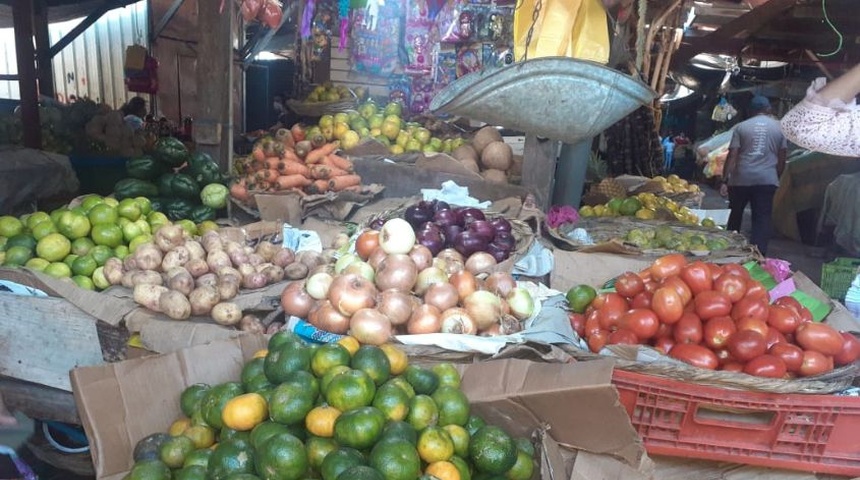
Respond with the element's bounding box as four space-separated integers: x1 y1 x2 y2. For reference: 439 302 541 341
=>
486 243 510 263
329 274 378 316
349 308 392 345
433 209 459 228
443 225 463 248
416 228 445 256
489 217 512 234
440 308 477 335
454 231 488 257
433 200 450 212
408 245 433 271
281 281 314 318
375 254 418 292
485 272 516 297
378 289 416 326
465 252 497 276
493 231 517 250
423 283 459 311
405 205 433 228
407 304 442 334
457 208 485 225
468 220 496 243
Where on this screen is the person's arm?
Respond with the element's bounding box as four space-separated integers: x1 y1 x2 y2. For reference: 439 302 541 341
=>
720 148 738 196
816 63 860 103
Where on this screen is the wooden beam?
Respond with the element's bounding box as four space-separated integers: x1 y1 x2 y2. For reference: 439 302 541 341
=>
195 0 234 170
151 0 187 42
673 0 799 67
12 0 40 149
34 0 53 97
0 378 80 425
47 0 116 58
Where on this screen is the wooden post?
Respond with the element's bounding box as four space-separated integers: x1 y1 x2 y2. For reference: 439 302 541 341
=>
522 135 558 211
12 0 41 149
34 0 53 98
194 0 234 171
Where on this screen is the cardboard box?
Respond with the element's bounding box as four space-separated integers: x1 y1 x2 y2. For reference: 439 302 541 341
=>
550 250 652 290
71 336 646 480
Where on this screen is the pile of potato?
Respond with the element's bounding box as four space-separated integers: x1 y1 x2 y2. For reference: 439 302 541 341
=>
104 224 320 330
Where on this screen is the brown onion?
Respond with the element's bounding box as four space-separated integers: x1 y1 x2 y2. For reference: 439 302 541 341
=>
312 300 351 334
355 230 381 260
499 314 523 335
349 308 392 345
329 273 378 316
407 304 442 334
485 272 517 297
375 254 418 292
281 281 314 318
440 308 477 335
464 290 503 330
344 261 375 282
368 247 388 271
424 283 459 311
378 289 416 326
306 272 334 300
437 248 464 265
480 324 501 337
465 252 497 276
415 267 448 296
408 245 433 271
449 270 477 302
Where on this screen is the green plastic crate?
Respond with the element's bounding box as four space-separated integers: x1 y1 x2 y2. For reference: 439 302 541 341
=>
820 257 860 301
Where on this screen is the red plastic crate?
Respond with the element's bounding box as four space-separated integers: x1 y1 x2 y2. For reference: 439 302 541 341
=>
612 369 860 476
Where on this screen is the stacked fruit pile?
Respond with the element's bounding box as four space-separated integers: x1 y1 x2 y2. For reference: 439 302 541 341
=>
579 192 704 225
128 334 536 480
566 254 860 378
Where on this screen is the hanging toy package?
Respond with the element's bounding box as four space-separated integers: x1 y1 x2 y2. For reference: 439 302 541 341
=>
433 49 458 91
410 76 435 114
310 6 334 61
350 0 403 76
404 0 435 75
456 43 482 77
481 44 514 70
388 75 412 106
435 0 469 43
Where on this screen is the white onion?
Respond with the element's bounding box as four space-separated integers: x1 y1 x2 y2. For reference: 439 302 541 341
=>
344 261 375 282
306 272 334 300
312 300 351 334
437 248 464 265
335 253 360 274
440 308 477 335
329 274 378 316
415 267 448 296
465 252 497 276
485 272 517 297
379 218 416 254
281 281 314 318
408 245 434 271
349 308 392 345
449 270 477 302
507 287 535 320
463 290 503 330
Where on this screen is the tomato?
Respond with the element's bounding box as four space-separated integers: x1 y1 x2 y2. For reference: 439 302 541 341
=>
355 230 381 260
568 313 586 337
584 313 602 337
799 307 813 324
795 322 844 356
834 332 860 366
743 354 787 378
673 312 703 345
661 276 693 305
727 330 767 362
588 330 610 353
774 296 803 316
703 316 736 349
721 263 751 281
731 296 768 322
722 362 744 373
630 291 652 309
643 280 659 294
694 290 732 320
596 293 629 331
714 348 734 365
680 262 713 295
608 329 639 345
653 336 675 355
706 263 723 281
652 287 684 324
736 316 769 337
651 253 687 281
798 350 833 377
766 305 801 334
769 342 804 373
669 344 719 370
615 272 645 298
745 279 768 300
620 308 660 340
638 267 653 282
654 322 672 339
764 327 787 349
714 273 748 303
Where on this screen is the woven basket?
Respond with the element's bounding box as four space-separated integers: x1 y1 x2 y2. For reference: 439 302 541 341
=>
286 89 359 117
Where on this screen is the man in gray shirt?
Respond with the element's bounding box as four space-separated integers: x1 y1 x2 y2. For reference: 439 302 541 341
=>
719 95 787 255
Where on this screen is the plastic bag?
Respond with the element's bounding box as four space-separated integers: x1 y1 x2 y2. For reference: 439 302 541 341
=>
711 98 738 122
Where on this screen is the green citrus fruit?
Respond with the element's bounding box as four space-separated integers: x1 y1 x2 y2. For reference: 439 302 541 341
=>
469 426 517 474
351 346 391 386
24 257 50 272
36 233 71 262
88 204 119 225
25 212 51 230
92 266 110 289
3 246 32 266
0 216 24 237
254 433 308 480
80 195 105 211
566 285 596 314
91 224 124 248
56 211 91 239
72 275 95 290
30 221 57 241
89 245 114 266
71 237 95 256
117 198 142 221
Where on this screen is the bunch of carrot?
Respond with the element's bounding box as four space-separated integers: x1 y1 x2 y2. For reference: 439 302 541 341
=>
230 127 363 203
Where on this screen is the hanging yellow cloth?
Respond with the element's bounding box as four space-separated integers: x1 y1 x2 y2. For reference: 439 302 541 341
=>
513 0 609 63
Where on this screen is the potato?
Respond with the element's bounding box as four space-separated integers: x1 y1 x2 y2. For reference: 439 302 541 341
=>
167 268 195 296
238 264 256 279
261 265 285 284
185 240 206 261
332 233 350 250
266 322 285 335
255 241 279 261
243 246 255 256
272 248 296 268
217 266 242 279
154 224 186 252
135 270 165 287
123 255 138 272
284 262 309 280
229 250 249 267
296 250 324 270
247 253 264 266
186 258 210 278
239 314 265 334
134 244 164 271
188 286 220 316
311 264 334 276
224 241 243 256
201 232 223 253
217 280 240 301
104 257 124 286
196 273 219 289
211 302 243 326
159 290 192 320
242 272 268 290
162 246 191 271
255 263 275 273
207 250 232 272
133 284 169 311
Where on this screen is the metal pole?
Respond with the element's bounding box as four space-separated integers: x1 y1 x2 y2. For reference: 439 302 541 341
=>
34 0 54 98
12 0 41 149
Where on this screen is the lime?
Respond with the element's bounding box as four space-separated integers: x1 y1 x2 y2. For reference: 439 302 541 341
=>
88 204 119 225
134 219 152 235
7 234 36 251
91 224 124 248
31 221 58 241
607 198 624 214
57 211 91 240
36 233 72 262
80 195 105 212
117 217 131 228
0 216 24 238
49 208 68 225
90 245 114 266
25 257 50 271
565 285 596 314
71 255 98 277
129 235 152 253
122 221 145 243
44 262 72 279
25 212 51 230
117 198 142 221
135 197 153 215
701 218 716 228
92 266 110 290
103 197 119 207
114 245 130 259
72 275 95 290
3 246 32 266
63 254 80 268
177 220 198 236
0 237 7 251
71 237 96 256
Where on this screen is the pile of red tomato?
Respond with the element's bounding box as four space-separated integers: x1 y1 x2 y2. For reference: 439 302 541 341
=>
568 254 860 378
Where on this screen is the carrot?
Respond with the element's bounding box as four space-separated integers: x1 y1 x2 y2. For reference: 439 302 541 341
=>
307 179 330 194
305 142 339 164
251 147 266 162
276 160 311 177
275 174 312 190
255 169 280 182
325 153 354 172
230 180 250 202
328 174 361 191
264 157 281 170
310 164 349 180
282 149 302 164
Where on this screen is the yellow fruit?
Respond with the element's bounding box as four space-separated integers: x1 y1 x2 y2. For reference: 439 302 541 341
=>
253 349 269 359
635 209 655 220
578 206 594 217
183 425 216 449
337 336 360 356
222 393 268 431
417 426 455 463
169 417 192 436
305 405 342 438
425 461 461 480
380 344 409 375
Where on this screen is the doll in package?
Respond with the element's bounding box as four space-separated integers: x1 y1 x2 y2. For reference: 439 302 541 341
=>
404 0 435 75
350 0 403 76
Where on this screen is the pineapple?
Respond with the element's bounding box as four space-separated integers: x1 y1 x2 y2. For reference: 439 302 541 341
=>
594 178 627 199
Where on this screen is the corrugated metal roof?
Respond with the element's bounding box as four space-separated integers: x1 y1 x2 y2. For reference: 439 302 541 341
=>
0 0 140 29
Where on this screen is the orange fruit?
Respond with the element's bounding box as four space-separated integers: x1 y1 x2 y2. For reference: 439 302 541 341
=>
417 426 454 463
182 425 216 449
169 417 192 436
221 393 268 431
253 349 268 359
425 461 461 480
305 405 342 438
380 344 409 375
337 336 361 356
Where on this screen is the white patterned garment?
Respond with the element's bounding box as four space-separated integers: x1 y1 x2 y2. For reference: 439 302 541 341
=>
781 77 860 157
